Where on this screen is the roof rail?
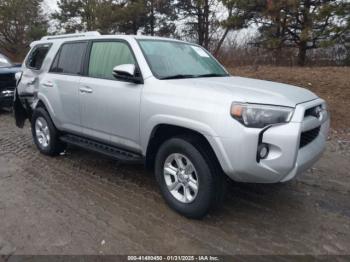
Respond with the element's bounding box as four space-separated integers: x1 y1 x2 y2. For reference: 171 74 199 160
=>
41 31 101 41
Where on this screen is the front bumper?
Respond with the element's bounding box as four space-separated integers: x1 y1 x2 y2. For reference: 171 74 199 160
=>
213 99 329 183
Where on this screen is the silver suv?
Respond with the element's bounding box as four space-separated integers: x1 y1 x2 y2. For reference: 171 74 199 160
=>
15 32 330 218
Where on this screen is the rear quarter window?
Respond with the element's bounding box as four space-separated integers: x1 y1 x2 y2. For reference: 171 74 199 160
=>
50 42 88 75
26 44 52 70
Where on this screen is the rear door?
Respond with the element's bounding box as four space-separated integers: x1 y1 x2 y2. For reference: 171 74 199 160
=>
79 40 142 151
45 41 88 133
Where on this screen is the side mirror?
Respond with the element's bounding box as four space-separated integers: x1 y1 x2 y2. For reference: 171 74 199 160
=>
112 64 143 84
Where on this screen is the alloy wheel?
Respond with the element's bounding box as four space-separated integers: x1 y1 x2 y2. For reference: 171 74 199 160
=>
35 117 50 149
163 153 199 203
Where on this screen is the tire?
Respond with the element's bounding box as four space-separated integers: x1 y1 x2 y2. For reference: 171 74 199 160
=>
155 136 226 219
31 107 66 156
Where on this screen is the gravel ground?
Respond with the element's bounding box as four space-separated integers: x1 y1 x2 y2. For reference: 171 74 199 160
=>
0 111 350 256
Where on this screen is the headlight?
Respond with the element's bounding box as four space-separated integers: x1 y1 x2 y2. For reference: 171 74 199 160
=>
230 103 294 128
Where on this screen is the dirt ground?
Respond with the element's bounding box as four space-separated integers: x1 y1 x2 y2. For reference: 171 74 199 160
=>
0 67 350 256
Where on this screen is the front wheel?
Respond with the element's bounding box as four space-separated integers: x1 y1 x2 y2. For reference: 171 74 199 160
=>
155 137 226 219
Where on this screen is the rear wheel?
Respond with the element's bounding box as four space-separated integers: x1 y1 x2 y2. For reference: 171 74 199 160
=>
155 136 226 219
31 107 66 156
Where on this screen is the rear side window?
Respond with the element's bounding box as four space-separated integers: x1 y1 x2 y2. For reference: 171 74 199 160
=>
88 41 135 80
50 42 87 75
26 44 51 70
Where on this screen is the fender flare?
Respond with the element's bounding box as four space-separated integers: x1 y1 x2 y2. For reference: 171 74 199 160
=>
141 114 220 154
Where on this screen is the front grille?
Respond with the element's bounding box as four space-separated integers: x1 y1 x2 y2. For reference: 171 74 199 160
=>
300 126 321 148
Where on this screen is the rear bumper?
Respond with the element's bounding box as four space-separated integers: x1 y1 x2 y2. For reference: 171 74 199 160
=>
211 99 329 183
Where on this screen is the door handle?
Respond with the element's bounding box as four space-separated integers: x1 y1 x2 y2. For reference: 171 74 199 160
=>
42 81 54 88
79 86 93 94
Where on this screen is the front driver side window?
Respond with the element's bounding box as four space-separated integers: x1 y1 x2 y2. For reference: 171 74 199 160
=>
88 41 135 80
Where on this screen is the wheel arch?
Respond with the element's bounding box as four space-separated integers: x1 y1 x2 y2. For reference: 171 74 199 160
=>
35 100 47 110
33 94 59 128
34 94 53 112
145 124 223 172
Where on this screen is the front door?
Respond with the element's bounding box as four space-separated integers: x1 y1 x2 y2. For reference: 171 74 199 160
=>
79 40 142 152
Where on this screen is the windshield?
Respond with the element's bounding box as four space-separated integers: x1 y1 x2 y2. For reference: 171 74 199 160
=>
0 54 13 68
138 40 229 80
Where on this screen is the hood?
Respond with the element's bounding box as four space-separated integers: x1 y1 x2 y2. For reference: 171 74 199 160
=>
171 76 318 108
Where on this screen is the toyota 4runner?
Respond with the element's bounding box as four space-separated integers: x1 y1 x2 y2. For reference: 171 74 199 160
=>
14 32 330 218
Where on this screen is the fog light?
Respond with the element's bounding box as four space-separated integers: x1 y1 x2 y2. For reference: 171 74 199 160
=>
258 144 269 160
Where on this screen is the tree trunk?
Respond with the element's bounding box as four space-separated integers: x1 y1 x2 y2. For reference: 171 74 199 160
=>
214 6 233 56
298 42 307 66
298 0 311 66
203 0 209 49
197 1 204 46
214 28 229 56
150 0 155 36
132 20 138 35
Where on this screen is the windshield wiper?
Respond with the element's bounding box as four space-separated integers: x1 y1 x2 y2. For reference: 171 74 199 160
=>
194 73 228 78
160 73 228 80
160 74 196 80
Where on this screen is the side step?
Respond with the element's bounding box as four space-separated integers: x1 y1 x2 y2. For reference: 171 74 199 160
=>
60 134 143 163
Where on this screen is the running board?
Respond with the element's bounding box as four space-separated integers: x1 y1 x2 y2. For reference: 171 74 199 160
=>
60 134 143 163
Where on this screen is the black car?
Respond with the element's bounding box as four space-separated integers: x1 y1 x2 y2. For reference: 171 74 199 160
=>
0 53 21 109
